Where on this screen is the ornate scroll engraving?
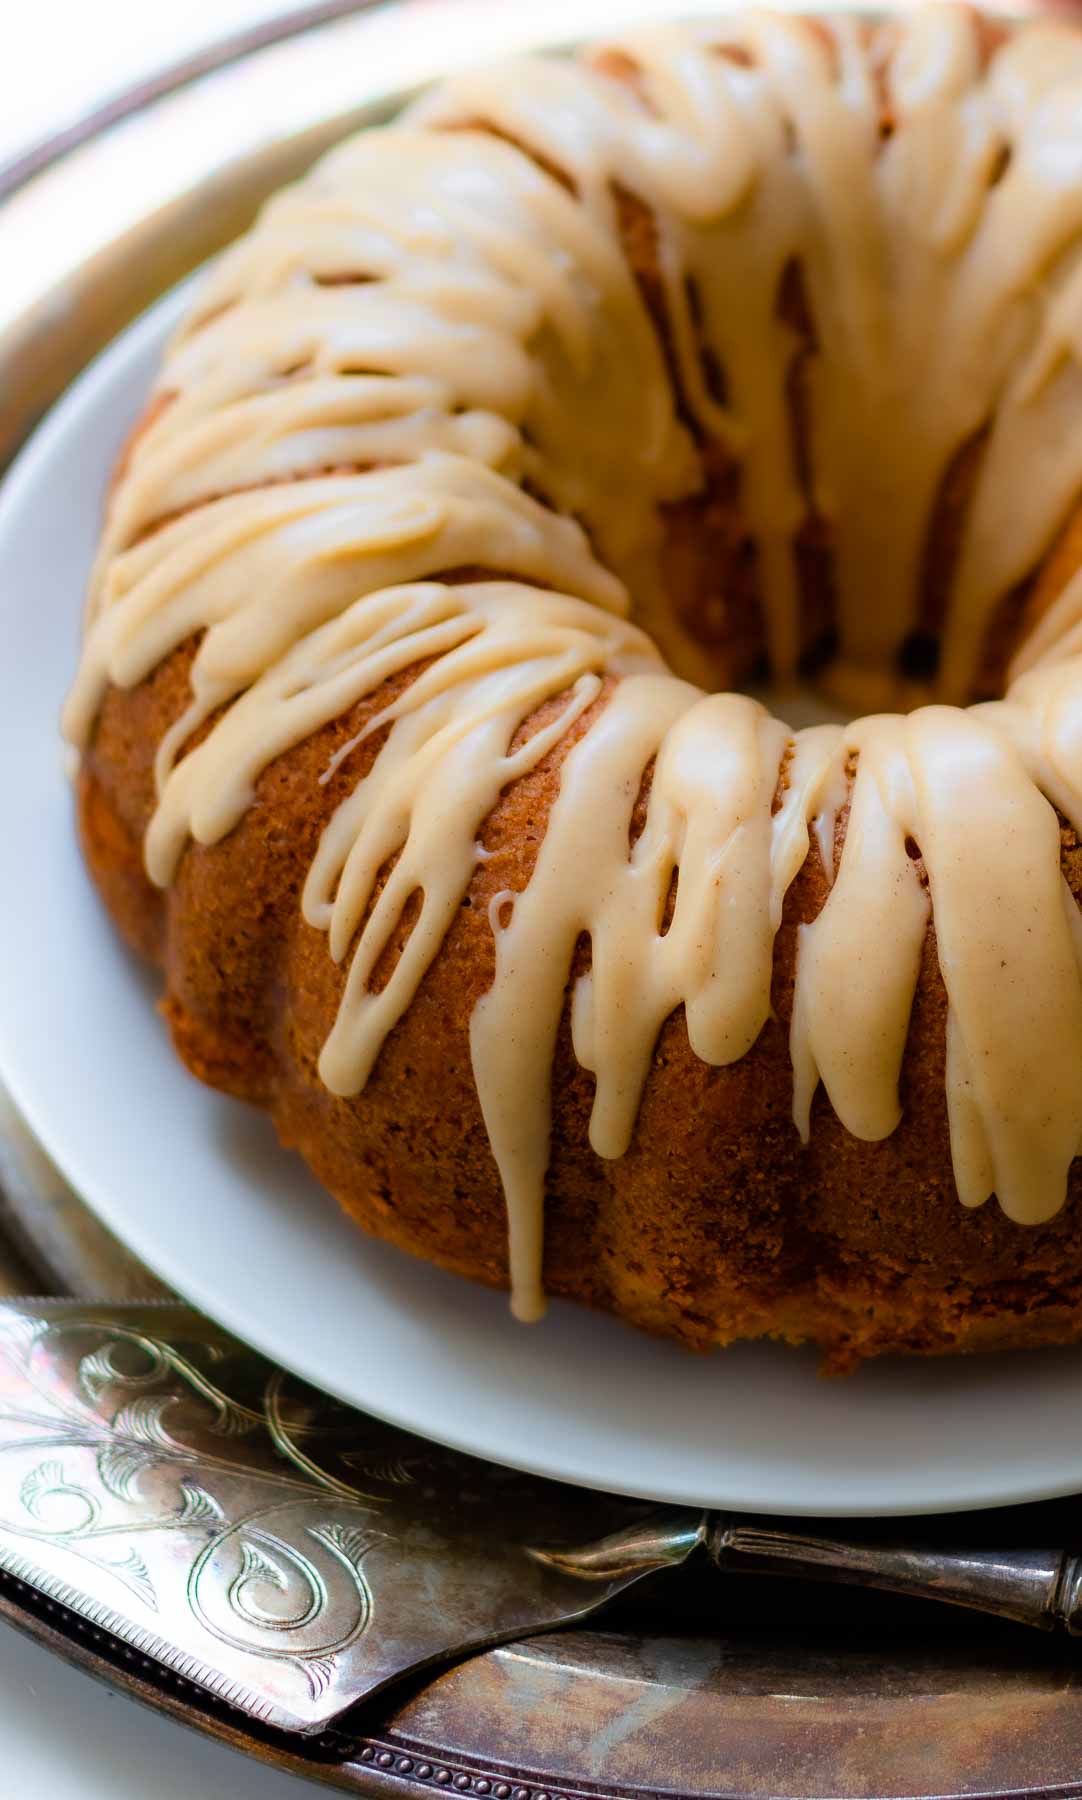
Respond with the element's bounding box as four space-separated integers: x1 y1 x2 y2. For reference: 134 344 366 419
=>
0 1304 400 1728
189 1508 380 1699
0 1302 655 1733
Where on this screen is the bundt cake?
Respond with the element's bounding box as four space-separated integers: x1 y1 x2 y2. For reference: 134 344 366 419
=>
65 5 1082 1369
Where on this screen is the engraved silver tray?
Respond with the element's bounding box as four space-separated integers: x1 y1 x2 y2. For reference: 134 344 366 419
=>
6 3 1082 1794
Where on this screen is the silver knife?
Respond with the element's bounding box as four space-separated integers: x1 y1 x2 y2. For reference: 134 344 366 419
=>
0 1298 1077 1740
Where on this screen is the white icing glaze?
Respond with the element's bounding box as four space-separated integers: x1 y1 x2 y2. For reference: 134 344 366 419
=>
64 8 1082 1317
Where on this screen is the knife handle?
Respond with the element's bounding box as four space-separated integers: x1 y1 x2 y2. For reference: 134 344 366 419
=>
707 1516 1082 1633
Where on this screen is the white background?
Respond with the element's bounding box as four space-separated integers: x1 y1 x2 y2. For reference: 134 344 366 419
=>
0 1615 327 1796
0 1 298 168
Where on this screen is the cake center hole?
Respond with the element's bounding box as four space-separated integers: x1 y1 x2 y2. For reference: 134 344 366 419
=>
746 678 856 731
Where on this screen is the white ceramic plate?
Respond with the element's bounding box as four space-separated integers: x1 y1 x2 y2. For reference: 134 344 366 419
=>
3 286 1082 1518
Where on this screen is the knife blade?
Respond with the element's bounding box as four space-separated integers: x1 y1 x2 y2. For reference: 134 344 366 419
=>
0 1299 699 1733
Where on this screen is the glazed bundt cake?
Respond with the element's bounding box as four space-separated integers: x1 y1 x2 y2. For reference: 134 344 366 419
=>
66 6 1082 1368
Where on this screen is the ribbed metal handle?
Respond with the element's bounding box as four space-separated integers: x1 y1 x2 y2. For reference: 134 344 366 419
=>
708 1517 1082 1633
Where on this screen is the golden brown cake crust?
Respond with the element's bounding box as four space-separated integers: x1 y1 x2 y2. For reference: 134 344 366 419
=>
70 10 1082 1368
79 612 1082 1373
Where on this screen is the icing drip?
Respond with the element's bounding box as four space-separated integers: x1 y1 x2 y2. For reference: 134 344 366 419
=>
65 8 1082 1318
473 685 796 1317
